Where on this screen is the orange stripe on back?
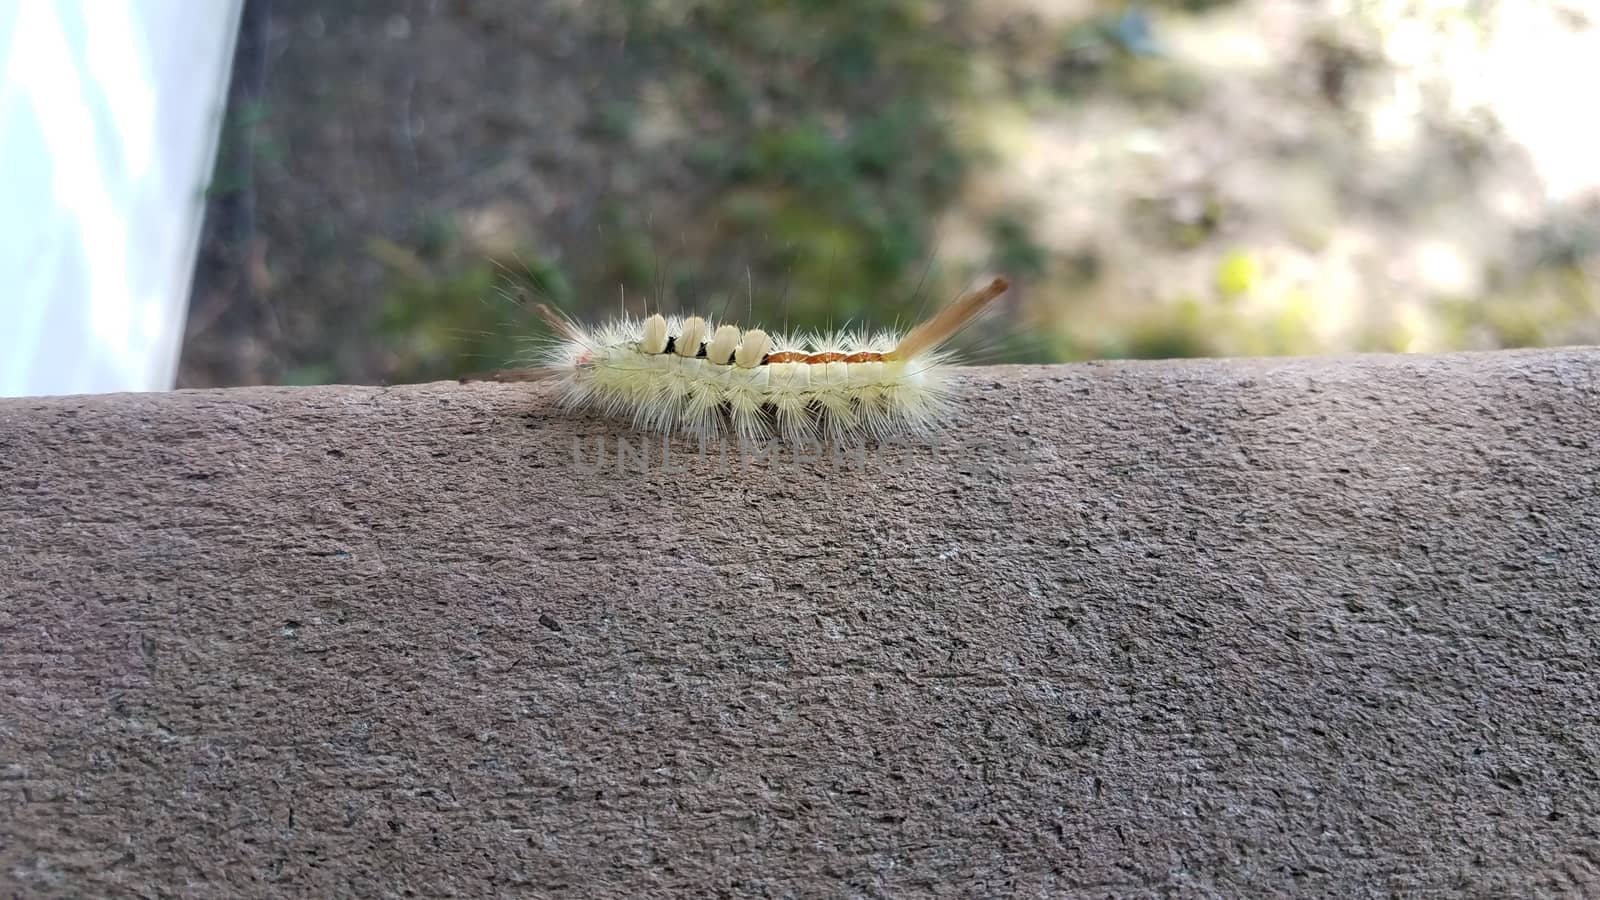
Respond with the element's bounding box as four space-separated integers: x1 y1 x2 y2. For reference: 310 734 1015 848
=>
760 350 885 365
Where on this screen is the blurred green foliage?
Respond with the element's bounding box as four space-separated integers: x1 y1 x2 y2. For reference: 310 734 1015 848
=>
377 0 988 382
357 0 1595 384
376 244 569 384
614 0 976 325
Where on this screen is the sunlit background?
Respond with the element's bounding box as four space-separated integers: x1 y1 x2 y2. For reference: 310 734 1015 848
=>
4 0 1597 396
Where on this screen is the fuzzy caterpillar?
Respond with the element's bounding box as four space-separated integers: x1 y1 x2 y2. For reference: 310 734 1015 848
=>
528 276 1010 444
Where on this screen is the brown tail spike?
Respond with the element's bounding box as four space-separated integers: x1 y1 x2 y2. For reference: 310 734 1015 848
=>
886 276 1009 361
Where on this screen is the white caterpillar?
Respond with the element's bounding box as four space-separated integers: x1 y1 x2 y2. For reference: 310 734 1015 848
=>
528 276 1010 444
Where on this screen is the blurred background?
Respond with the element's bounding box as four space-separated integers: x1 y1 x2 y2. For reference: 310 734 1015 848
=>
5 0 1599 396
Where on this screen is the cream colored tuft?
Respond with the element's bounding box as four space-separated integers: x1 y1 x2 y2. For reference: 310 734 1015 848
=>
735 330 770 368
707 325 740 365
676 317 707 358
640 315 668 355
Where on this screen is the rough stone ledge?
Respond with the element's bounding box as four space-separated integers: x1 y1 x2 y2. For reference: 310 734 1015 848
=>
2 349 1598 897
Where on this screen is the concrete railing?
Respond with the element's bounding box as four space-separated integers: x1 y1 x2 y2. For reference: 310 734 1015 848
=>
3 349 1597 895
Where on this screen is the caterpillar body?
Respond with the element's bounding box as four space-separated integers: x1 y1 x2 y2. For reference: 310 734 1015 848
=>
530 276 1010 444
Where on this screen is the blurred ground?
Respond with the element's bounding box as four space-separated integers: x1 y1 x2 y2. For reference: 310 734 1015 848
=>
179 0 1600 388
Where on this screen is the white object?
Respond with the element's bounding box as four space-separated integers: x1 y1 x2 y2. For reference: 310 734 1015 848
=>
0 0 243 398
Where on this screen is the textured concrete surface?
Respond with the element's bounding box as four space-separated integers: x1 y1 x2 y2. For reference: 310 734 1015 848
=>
2 350 1599 897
